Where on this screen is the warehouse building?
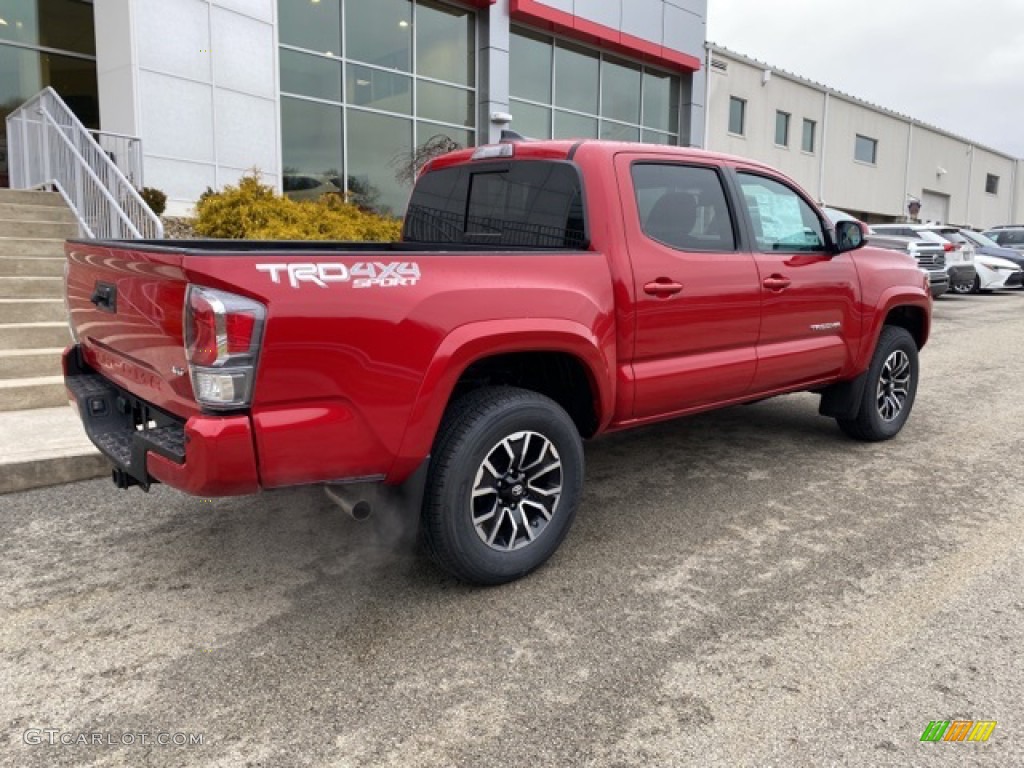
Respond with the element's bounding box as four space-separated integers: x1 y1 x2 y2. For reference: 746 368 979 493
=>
705 45 1022 229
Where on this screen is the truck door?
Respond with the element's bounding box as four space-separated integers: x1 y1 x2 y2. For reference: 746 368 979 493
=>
616 157 761 419
734 171 859 391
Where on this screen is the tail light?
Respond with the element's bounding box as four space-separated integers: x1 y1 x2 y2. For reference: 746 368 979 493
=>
184 285 266 410
942 243 954 252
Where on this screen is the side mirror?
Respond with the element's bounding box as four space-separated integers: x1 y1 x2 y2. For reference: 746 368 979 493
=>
834 220 868 252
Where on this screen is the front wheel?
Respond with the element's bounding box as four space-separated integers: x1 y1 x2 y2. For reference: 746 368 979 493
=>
837 326 919 441
422 387 584 585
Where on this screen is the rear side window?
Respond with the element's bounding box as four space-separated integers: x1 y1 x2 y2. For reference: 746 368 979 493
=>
631 163 736 251
403 160 587 248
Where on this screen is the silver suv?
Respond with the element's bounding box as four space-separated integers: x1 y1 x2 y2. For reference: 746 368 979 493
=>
871 224 976 293
866 234 949 298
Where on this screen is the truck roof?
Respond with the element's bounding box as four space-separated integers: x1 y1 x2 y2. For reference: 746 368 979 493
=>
426 139 778 175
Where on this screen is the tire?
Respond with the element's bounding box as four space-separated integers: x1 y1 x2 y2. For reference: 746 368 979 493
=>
837 326 919 442
422 387 584 585
952 280 973 295
970 274 981 294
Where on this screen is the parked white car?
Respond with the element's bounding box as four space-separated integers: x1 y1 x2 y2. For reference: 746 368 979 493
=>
972 253 1024 292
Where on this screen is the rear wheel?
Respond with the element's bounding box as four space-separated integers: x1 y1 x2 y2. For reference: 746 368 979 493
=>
952 280 973 295
837 326 919 441
970 274 981 294
422 387 584 585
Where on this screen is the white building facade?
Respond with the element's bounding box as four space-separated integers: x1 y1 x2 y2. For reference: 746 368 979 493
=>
1 0 707 215
705 45 1023 229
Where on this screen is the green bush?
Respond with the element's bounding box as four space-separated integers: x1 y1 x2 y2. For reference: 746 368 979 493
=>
193 173 402 241
139 186 167 216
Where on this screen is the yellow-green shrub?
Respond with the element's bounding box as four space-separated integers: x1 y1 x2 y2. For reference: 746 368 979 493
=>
193 173 402 241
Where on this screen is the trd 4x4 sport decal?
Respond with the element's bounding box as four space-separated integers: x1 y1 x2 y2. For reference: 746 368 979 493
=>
256 262 421 289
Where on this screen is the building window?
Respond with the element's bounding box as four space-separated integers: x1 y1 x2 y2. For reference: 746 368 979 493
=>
986 174 1000 195
508 28 680 144
728 96 746 136
854 134 878 165
278 0 477 215
0 0 99 187
774 111 790 147
801 119 816 153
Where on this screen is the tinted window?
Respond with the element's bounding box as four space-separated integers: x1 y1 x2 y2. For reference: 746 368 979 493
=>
738 173 825 252
404 160 587 248
632 164 736 252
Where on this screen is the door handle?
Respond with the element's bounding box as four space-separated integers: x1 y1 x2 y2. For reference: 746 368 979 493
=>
644 279 684 297
762 275 792 291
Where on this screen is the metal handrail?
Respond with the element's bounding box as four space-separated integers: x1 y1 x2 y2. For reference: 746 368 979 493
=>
5 87 163 239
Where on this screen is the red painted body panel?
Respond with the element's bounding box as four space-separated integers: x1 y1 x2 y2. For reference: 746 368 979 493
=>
148 415 260 496
64 141 929 498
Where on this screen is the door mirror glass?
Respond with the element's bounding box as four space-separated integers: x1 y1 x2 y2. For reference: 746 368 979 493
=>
835 220 867 252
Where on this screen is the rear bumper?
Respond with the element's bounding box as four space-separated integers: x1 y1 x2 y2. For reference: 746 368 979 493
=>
63 346 260 496
947 263 977 288
923 269 949 298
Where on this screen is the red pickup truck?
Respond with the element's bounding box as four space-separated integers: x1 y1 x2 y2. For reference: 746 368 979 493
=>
64 139 931 584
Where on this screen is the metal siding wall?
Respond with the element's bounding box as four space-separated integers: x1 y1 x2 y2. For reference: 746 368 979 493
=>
707 48 1022 227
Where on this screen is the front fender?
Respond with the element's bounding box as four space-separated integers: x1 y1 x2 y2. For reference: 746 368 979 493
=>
388 318 615 482
856 287 931 372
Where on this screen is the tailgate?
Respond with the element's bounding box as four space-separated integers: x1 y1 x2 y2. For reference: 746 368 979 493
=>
65 240 196 416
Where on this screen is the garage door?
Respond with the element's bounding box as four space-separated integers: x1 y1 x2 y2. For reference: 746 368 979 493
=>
920 190 950 224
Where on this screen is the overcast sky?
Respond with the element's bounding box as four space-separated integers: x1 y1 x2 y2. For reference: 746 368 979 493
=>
707 0 1024 158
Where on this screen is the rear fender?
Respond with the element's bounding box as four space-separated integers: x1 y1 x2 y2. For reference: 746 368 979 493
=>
389 319 614 481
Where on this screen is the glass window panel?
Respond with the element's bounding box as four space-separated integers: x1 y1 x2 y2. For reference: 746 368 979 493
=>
602 57 640 125
774 111 789 146
44 51 98 127
0 0 95 55
347 109 412 216
802 119 816 153
738 173 825 252
281 96 343 199
417 80 473 127
632 163 736 252
554 110 597 140
509 29 552 103
600 121 639 142
728 96 745 135
280 48 342 102
642 70 679 132
347 63 411 114
554 43 598 115
416 122 472 151
346 0 412 72
641 130 675 146
510 100 551 139
277 0 341 57
855 134 877 164
416 0 474 86
0 44 42 115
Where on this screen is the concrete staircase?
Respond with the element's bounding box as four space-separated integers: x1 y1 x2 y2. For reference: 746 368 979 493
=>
0 189 108 493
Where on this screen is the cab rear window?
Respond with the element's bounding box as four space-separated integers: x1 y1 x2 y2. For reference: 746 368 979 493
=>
404 160 587 248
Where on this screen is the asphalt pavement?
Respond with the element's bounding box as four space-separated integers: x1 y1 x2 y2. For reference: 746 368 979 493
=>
2 290 1022 767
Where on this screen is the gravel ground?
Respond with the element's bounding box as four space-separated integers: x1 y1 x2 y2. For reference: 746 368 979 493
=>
1 291 1022 767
